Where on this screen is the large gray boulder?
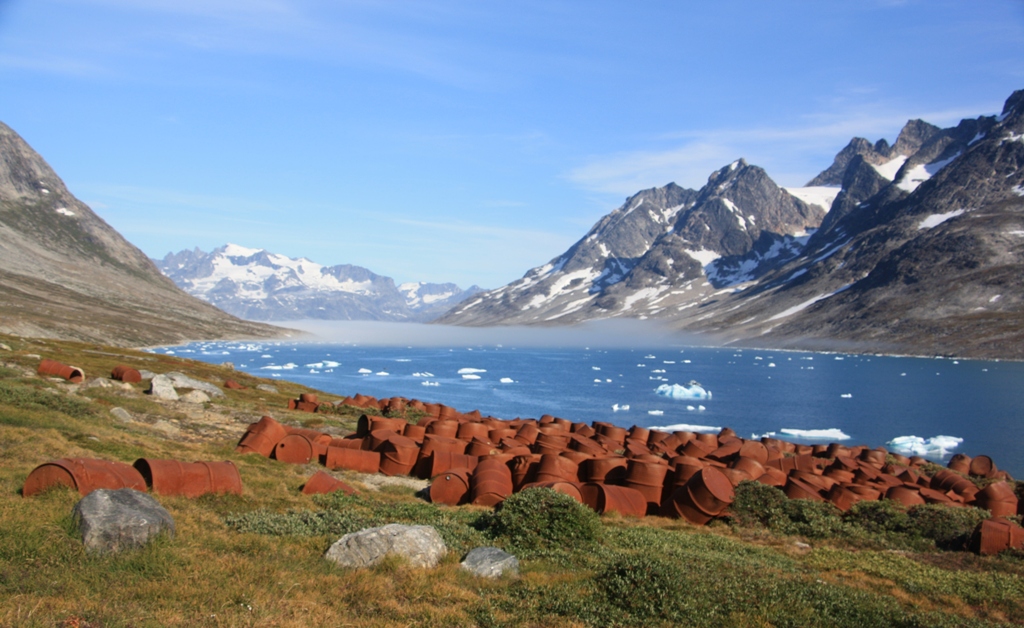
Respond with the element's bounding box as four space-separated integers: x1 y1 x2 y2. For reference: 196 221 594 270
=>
324 524 446 569
164 372 225 398
460 547 519 578
72 488 175 554
147 374 178 401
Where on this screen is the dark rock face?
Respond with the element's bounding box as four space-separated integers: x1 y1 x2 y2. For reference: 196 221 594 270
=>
0 122 286 346
72 488 175 554
156 245 481 322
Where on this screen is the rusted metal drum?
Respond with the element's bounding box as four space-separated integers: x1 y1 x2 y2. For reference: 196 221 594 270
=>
843 483 882 500
859 449 887 469
871 473 904 490
791 471 837 493
918 487 956 506
969 518 1024 555
974 482 1019 517
470 458 514 506
457 422 490 442
682 440 715 459
534 432 570 455
784 477 825 502
301 471 356 496
885 485 925 508
133 459 242 498
224 379 246 390
418 451 478 478
601 425 629 445
560 450 593 466
235 415 290 457
299 393 318 404
947 453 972 474
731 456 765 481
721 468 750 487
383 397 406 415
284 426 332 444
707 440 742 462
737 441 769 464
465 438 499 457
37 359 85 383
623 459 670 507
824 468 856 484
535 454 579 484
825 443 851 459
685 466 735 514
429 468 472 505
826 484 863 512
426 419 460 439
419 434 466 457
969 455 996 478
366 429 400 452
515 422 540 445
274 434 318 464
511 454 540 490
756 466 788 487
324 447 380 473
569 434 606 456
367 416 408 435
23 458 145 497
501 442 533 457
489 428 517 442
629 426 651 444
329 437 364 450
378 434 420 476
110 365 142 383
581 483 647 517
574 423 596 438
694 433 719 448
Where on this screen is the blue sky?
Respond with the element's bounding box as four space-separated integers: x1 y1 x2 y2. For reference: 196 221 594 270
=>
1 1 1022 288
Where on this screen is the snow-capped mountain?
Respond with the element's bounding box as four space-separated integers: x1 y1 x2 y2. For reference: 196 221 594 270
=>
157 245 482 322
439 89 1024 359
438 160 826 325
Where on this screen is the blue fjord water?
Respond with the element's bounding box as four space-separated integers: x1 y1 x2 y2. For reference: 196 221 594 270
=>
157 337 1024 478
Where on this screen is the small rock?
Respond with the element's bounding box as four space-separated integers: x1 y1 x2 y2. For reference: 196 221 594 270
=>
147 375 179 401
256 384 279 394
221 361 235 370
72 488 175 554
110 407 133 422
461 547 519 578
325 524 446 569
24 353 40 359
138 370 156 380
152 419 180 437
0 343 11 351
179 390 210 404
82 377 112 389
164 372 225 398
794 541 811 551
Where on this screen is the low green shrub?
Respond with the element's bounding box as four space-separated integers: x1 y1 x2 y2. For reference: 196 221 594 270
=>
907 504 989 550
844 499 911 535
0 381 97 419
488 487 601 554
781 498 846 539
596 553 686 622
731 480 791 530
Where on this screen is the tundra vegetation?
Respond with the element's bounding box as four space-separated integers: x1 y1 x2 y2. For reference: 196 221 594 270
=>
0 333 1022 627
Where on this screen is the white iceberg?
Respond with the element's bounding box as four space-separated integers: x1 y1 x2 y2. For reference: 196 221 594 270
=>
499 377 514 384
779 428 851 441
655 383 711 400
458 368 486 374
886 435 963 458
358 368 372 374
421 381 439 387
647 410 664 416
612 404 629 412
648 423 721 433
375 371 389 376
462 374 481 380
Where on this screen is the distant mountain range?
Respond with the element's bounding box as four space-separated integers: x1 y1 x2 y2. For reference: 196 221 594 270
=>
156 245 483 322
438 89 1024 359
0 123 286 347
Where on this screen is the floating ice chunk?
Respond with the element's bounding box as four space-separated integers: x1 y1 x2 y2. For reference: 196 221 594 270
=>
396 359 411 362
683 360 691 364
840 393 852 399
458 368 486 374
612 404 629 411
261 354 272 358
261 363 297 370
644 355 656 359
606 378 612 383
652 369 666 373
462 374 481 380
663 360 675 364
752 431 777 439
358 368 372 374
655 383 711 400
647 410 664 416
500 377 514 384
594 378 602 383
886 435 963 458
648 423 721 433
698 405 706 411
592 366 601 371
421 381 439 387
768 363 776 368
779 428 851 441
686 405 695 411
636 364 646 367
375 371 389 376
324 361 340 368
305 362 325 368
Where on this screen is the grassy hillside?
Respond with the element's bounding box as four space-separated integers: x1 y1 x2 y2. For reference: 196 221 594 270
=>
1 333 1022 627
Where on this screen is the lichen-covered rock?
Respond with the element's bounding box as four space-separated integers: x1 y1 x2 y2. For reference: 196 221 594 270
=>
460 546 519 578
72 488 175 554
179 390 210 404
324 524 446 569
147 374 178 401
110 407 133 422
164 372 225 398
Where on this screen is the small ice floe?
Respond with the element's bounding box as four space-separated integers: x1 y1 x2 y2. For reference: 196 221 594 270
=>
612 404 629 412
683 360 692 364
652 369 666 373
779 428 851 441
592 366 601 371
358 368 372 374
500 377 514 384
644 354 656 359
324 361 340 368
375 371 390 376
840 393 852 399
260 354 272 358
396 359 411 362
261 363 297 370
309 369 319 374
886 435 963 458
901 373 907 377
686 405 695 411
663 360 675 364
458 368 486 374
594 378 602 383
421 381 439 387
648 423 721 433
636 363 646 367
462 374 481 380
768 363 776 368
647 410 665 416
655 382 711 400
752 431 777 439
698 405 706 411
413 371 435 378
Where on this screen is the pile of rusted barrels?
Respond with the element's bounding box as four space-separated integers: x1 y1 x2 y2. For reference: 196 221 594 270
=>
238 393 1024 550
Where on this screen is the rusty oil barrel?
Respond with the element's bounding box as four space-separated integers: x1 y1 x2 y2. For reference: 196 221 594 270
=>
970 518 1024 555
23 458 146 497
470 457 513 506
301 471 356 496
429 468 472 505
580 483 647 517
235 415 290 457
324 447 380 473
378 434 420 476
534 454 579 484
37 359 85 383
110 365 142 383
133 458 242 498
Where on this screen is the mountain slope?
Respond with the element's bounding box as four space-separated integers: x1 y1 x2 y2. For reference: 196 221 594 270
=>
438 161 825 325
156 245 482 322
437 89 1024 358
0 122 289 347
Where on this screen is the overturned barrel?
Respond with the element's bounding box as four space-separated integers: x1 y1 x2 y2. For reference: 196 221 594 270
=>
23 458 146 497
111 365 142 383
133 458 242 498
37 359 84 383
